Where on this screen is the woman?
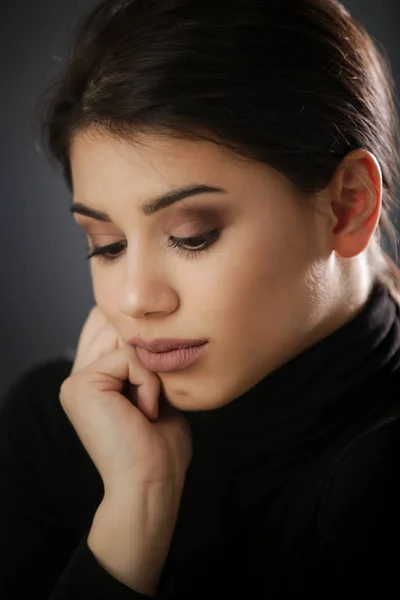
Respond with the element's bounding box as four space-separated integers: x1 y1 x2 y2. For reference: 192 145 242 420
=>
2 0 400 597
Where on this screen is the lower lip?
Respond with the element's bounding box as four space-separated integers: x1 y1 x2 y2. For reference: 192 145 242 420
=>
135 343 208 373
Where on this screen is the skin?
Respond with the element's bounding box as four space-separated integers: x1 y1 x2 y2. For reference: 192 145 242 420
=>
70 128 382 413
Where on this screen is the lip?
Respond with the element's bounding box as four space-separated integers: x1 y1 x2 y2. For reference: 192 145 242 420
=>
134 343 208 373
127 337 208 353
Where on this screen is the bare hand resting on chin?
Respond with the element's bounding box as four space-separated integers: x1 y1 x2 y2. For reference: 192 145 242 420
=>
59 306 193 596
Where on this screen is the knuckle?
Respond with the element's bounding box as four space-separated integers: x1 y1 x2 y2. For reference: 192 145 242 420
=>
90 305 107 325
59 372 86 403
59 376 71 396
90 305 101 317
59 378 71 408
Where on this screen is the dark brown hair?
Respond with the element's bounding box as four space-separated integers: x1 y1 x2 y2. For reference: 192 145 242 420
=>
36 0 400 299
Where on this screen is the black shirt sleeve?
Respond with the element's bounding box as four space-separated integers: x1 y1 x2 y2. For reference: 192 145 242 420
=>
0 359 152 599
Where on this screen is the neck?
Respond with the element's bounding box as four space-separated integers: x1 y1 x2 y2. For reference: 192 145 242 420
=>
276 257 375 376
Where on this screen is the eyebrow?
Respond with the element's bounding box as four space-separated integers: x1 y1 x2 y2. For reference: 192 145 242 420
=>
69 184 227 222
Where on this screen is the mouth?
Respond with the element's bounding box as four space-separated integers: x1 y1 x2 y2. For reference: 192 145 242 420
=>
127 337 208 353
134 342 209 373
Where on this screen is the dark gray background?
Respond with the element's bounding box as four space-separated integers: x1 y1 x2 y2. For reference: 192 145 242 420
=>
1 0 400 397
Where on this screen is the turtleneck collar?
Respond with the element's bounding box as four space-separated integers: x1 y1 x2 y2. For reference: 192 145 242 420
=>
183 281 400 474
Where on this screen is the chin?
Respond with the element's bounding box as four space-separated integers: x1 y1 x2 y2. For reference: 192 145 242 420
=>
159 384 231 412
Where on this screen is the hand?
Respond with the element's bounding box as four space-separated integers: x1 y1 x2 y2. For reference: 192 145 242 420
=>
60 306 193 492
59 306 193 594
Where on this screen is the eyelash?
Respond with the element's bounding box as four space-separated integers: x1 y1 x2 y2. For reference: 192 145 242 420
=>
85 229 221 263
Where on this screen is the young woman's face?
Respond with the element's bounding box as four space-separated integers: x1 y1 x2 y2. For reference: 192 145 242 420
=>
70 130 339 410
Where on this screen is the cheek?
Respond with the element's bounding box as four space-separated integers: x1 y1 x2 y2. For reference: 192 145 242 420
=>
183 222 309 314
192 225 318 343
90 268 119 312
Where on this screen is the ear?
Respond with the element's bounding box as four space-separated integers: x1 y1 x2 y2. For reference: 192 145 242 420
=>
327 149 382 259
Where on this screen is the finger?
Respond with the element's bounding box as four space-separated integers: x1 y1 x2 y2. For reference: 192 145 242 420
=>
80 345 160 421
116 338 160 418
117 333 126 350
72 323 119 374
78 306 108 347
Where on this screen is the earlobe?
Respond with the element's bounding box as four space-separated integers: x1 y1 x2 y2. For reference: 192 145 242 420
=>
330 150 382 259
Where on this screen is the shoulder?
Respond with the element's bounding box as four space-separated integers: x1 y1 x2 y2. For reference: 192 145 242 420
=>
0 357 103 528
0 357 80 466
306 411 400 592
320 410 400 518
316 409 400 561
0 357 74 437
0 358 88 478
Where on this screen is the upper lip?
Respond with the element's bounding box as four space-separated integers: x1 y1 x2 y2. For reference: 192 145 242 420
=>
127 337 208 353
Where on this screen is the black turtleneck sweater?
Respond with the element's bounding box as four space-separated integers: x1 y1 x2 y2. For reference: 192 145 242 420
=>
1 281 400 598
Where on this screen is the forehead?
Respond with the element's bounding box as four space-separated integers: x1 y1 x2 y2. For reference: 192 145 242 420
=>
69 129 294 202
69 129 245 182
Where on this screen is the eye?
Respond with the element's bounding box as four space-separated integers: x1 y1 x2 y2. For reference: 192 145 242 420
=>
85 240 127 262
168 229 221 258
85 229 221 263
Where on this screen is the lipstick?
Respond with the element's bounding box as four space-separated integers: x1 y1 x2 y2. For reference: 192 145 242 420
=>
127 337 208 372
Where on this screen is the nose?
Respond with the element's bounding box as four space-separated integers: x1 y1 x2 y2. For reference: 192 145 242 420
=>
118 253 179 319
